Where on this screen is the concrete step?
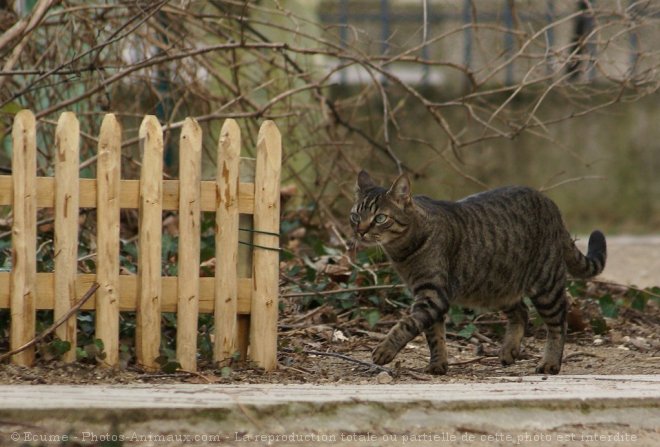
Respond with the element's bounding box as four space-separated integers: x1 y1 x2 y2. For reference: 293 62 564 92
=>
0 375 658 446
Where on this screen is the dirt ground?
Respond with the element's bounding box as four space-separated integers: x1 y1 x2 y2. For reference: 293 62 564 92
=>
0 293 658 386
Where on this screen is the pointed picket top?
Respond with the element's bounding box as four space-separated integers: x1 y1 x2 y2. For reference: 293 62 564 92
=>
14 109 36 132
139 115 163 154
220 119 241 158
181 117 202 156
257 120 282 166
55 112 79 160
99 114 121 166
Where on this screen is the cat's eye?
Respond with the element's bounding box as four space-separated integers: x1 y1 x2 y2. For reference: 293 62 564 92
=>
374 214 388 224
350 213 360 224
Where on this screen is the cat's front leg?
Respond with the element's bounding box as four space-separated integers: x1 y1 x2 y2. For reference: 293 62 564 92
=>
372 316 421 365
372 283 450 366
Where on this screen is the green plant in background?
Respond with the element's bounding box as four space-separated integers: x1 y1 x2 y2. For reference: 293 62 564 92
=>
567 279 660 336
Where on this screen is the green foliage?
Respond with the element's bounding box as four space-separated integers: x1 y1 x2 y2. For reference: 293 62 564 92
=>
363 309 380 328
457 323 477 339
590 317 608 335
155 354 181 374
77 339 106 362
42 339 71 361
598 295 620 319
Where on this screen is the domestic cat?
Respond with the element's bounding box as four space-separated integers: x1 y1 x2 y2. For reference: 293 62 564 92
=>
350 170 606 375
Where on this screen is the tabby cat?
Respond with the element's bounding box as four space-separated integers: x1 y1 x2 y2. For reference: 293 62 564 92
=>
350 170 606 375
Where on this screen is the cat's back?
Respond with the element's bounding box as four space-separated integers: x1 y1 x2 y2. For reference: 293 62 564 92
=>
455 185 562 222
413 185 561 224
459 185 544 205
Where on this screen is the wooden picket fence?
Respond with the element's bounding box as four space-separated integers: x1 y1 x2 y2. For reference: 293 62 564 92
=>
0 110 281 371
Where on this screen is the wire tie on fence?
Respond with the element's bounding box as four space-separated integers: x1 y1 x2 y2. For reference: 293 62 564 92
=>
238 241 282 252
239 228 281 237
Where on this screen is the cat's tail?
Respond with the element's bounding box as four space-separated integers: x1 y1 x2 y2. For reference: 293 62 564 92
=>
564 230 607 279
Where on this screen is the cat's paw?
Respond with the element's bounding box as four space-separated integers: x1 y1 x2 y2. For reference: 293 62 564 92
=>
535 360 561 375
372 341 398 365
499 345 520 366
424 362 448 375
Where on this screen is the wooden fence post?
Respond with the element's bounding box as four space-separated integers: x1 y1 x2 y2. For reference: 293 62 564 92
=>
214 119 241 364
10 110 37 366
96 114 121 367
250 121 281 371
136 115 163 371
54 112 80 363
176 118 202 372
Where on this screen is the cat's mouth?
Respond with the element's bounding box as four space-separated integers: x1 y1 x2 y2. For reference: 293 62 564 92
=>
356 233 380 245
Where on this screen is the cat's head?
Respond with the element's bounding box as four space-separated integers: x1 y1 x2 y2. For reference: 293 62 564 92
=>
350 170 413 246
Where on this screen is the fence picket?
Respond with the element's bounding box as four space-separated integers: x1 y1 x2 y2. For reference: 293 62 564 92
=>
250 121 282 371
136 115 163 371
10 110 37 366
214 119 241 363
96 114 122 367
176 118 202 371
54 112 80 363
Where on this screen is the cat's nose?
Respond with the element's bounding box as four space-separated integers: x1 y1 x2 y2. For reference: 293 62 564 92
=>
356 224 369 237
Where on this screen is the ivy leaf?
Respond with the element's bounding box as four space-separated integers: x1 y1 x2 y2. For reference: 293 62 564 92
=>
599 295 619 318
364 309 380 328
449 306 465 326
161 360 181 374
51 339 71 356
457 323 476 339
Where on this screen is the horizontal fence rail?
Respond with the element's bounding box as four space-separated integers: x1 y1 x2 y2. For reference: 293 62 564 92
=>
0 110 281 372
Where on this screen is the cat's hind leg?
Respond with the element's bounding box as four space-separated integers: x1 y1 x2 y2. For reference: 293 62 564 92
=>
530 280 568 375
424 320 448 375
499 300 529 366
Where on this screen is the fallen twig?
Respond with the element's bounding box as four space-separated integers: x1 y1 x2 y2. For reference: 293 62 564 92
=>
0 282 100 363
564 351 606 361
449 355 497 366
588 279 660 300
284 304 332 325
281 283 405 298
282 347 392 374
400 368 432 381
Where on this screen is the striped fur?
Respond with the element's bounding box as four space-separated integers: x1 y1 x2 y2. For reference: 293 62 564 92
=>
351 171 606 375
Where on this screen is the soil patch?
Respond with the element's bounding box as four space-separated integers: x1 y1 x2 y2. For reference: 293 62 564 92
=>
1 286 658 385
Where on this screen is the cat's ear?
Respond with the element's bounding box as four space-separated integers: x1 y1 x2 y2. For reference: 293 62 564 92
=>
356 170 376 192
387 174 412 207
